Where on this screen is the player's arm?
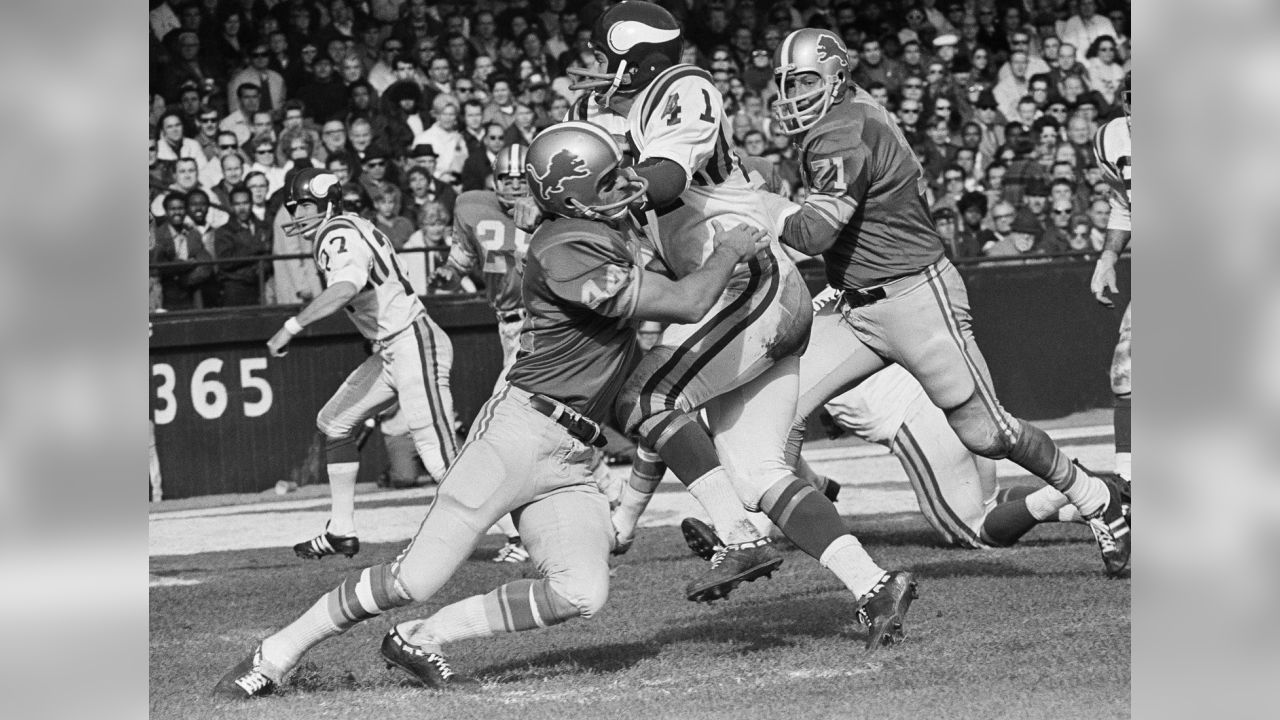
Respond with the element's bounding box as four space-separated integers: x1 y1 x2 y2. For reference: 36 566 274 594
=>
1090 128 1133 306
632 221 767 323
633 74 723 210
433 206 480 286
268 228 371 356
779 141 869 255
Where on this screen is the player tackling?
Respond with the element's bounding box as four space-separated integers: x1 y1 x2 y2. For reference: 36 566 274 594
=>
214 122 771 698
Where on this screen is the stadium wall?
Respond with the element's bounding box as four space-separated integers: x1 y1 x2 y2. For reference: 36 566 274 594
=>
149 257 1129 499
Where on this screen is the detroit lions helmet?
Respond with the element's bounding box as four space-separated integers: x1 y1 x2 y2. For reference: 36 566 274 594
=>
493 143 530 208
567 1 683 105
282 168 343 236
772 28 851 135
524 121 648 221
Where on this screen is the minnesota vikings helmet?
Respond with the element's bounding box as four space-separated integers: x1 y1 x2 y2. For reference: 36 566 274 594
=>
567 1 683 105
493 143 530 208
282 168 343 236
524 121 648 221
772 28 851 135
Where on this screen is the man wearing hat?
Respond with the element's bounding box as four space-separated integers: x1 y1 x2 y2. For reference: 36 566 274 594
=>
984 210 1043 257
401 144 458 216
972 89 1006 163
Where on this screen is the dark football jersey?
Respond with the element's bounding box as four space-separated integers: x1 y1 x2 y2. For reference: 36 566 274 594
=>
788 87 945 289
448 190 530 314
505 216 645 423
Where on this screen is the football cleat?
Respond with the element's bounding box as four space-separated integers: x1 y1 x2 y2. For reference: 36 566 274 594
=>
1075 461 1131 577
492 540 530 563
293 523 360 559
381 629 479 691
211 645 280 699
681 517 723 562
856 570 919 652
684 539 783 603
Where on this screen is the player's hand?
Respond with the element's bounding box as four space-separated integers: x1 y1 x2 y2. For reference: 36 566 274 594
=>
512 196 544 231
428 266 454 290
1090 254 1119 307
711 220 769 262
267 327 294 357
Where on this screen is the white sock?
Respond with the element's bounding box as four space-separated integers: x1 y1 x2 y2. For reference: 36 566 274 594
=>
687 467 760 545
819 534 886 599
493 514 519 540
260 594 342 679
326 461 360 536
1115 452 1131 482
398 595 494 654
1063 467 1109 518
1058 505 1084 523
1025 486 1072 521
746 510 778 540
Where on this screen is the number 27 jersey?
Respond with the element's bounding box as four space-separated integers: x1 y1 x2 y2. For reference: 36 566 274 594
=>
449 190 529 314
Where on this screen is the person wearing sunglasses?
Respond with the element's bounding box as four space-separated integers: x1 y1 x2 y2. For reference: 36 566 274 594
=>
228 43 285 114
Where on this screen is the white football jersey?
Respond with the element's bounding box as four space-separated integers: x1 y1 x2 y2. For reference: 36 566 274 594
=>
625 64 799 278
313 213 426 341
1093 117 1132 232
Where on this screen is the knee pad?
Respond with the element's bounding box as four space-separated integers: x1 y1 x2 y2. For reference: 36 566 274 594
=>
945 394 1016 458
615 346 679 435
545 576 608 620
324 434 361 464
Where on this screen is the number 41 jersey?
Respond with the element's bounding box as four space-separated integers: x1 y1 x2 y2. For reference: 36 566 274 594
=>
448 190 530 314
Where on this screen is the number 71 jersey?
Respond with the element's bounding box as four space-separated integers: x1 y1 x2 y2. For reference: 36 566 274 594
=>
626 63 797 278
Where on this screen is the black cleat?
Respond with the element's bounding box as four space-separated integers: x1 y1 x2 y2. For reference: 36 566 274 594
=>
856 571 919 652
684 539 783 603
680 517 723 561
212 645 280 699
293 523 360 559
1082 468 1131 578
381 629 480 691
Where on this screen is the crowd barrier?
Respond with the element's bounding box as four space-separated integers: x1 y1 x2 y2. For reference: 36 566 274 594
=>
149 254 1129 499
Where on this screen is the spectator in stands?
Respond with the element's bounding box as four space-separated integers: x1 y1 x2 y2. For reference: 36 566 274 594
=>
374 184 415 250
955 191 989 258
971 90 1006 164
152 192 216 310
156 111 207 172
920 119 958 189
855 38 906 95
470 11 500 62
1087 197 1111 242
985 209 1043 257
244 170 271 222
896 99 924 146
969 45 996 85
347 117 377 164
415 94 468 183
444 32 475 80
1067 213 1095 252
459 124 505 191
317 119 349 163
1040 198 1076 254
248 137 287 194
482 77 518 128
279 130 321 174
998 31 1050 82
994 51 1032 121
368 36 405 94
241 110 278 157
210 151 246 209
932 164 968 214
403 164 457 221
163 30 222 104
933 207 963 260
214 186 272 306
1020 176 1051 223
229 43 286 114
294 55 348 125
359 148 393 198
1060 0 1118 63
184 187 226 255
1084 36 1125 105
741 130 767 158
192 106 222 163
346 81 393 145
1050 43 1089 94
151 157 206 218
219 83 261 145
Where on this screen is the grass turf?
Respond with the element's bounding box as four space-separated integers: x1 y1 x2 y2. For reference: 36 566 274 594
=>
150 514 1129 720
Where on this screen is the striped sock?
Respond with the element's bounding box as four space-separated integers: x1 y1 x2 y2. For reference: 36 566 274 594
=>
261 563 410 674
759 478 848 558
400 579 581 652
611 446 665 537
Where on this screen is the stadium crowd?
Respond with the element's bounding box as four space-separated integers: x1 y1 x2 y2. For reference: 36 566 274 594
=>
148 0 1132 311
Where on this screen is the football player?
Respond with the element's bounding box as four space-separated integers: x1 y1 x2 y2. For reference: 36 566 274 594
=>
569 2 918 647
214 121 770 699
1090 70 1133 485
431 143 535 563
266 169 458 561
771 29 1131 576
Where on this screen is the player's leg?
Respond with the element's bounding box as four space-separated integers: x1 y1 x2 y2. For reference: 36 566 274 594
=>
1111 303 1132 481
217 387 533 697
299 354 397 557
871 259 1128 573
391 317 459 481
609 442 666 553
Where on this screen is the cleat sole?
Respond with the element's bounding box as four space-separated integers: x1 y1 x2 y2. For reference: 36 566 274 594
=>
685 558 783 603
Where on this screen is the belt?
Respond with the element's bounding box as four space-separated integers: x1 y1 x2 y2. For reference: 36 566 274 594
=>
841 287 888 309
497 309 526 324
528 394 607 448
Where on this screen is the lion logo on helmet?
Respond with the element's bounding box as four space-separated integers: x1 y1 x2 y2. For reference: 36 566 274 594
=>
814 34 849 70
527 149 592 202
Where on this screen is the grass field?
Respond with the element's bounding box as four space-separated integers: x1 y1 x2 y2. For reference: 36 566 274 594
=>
150 505 1130 719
